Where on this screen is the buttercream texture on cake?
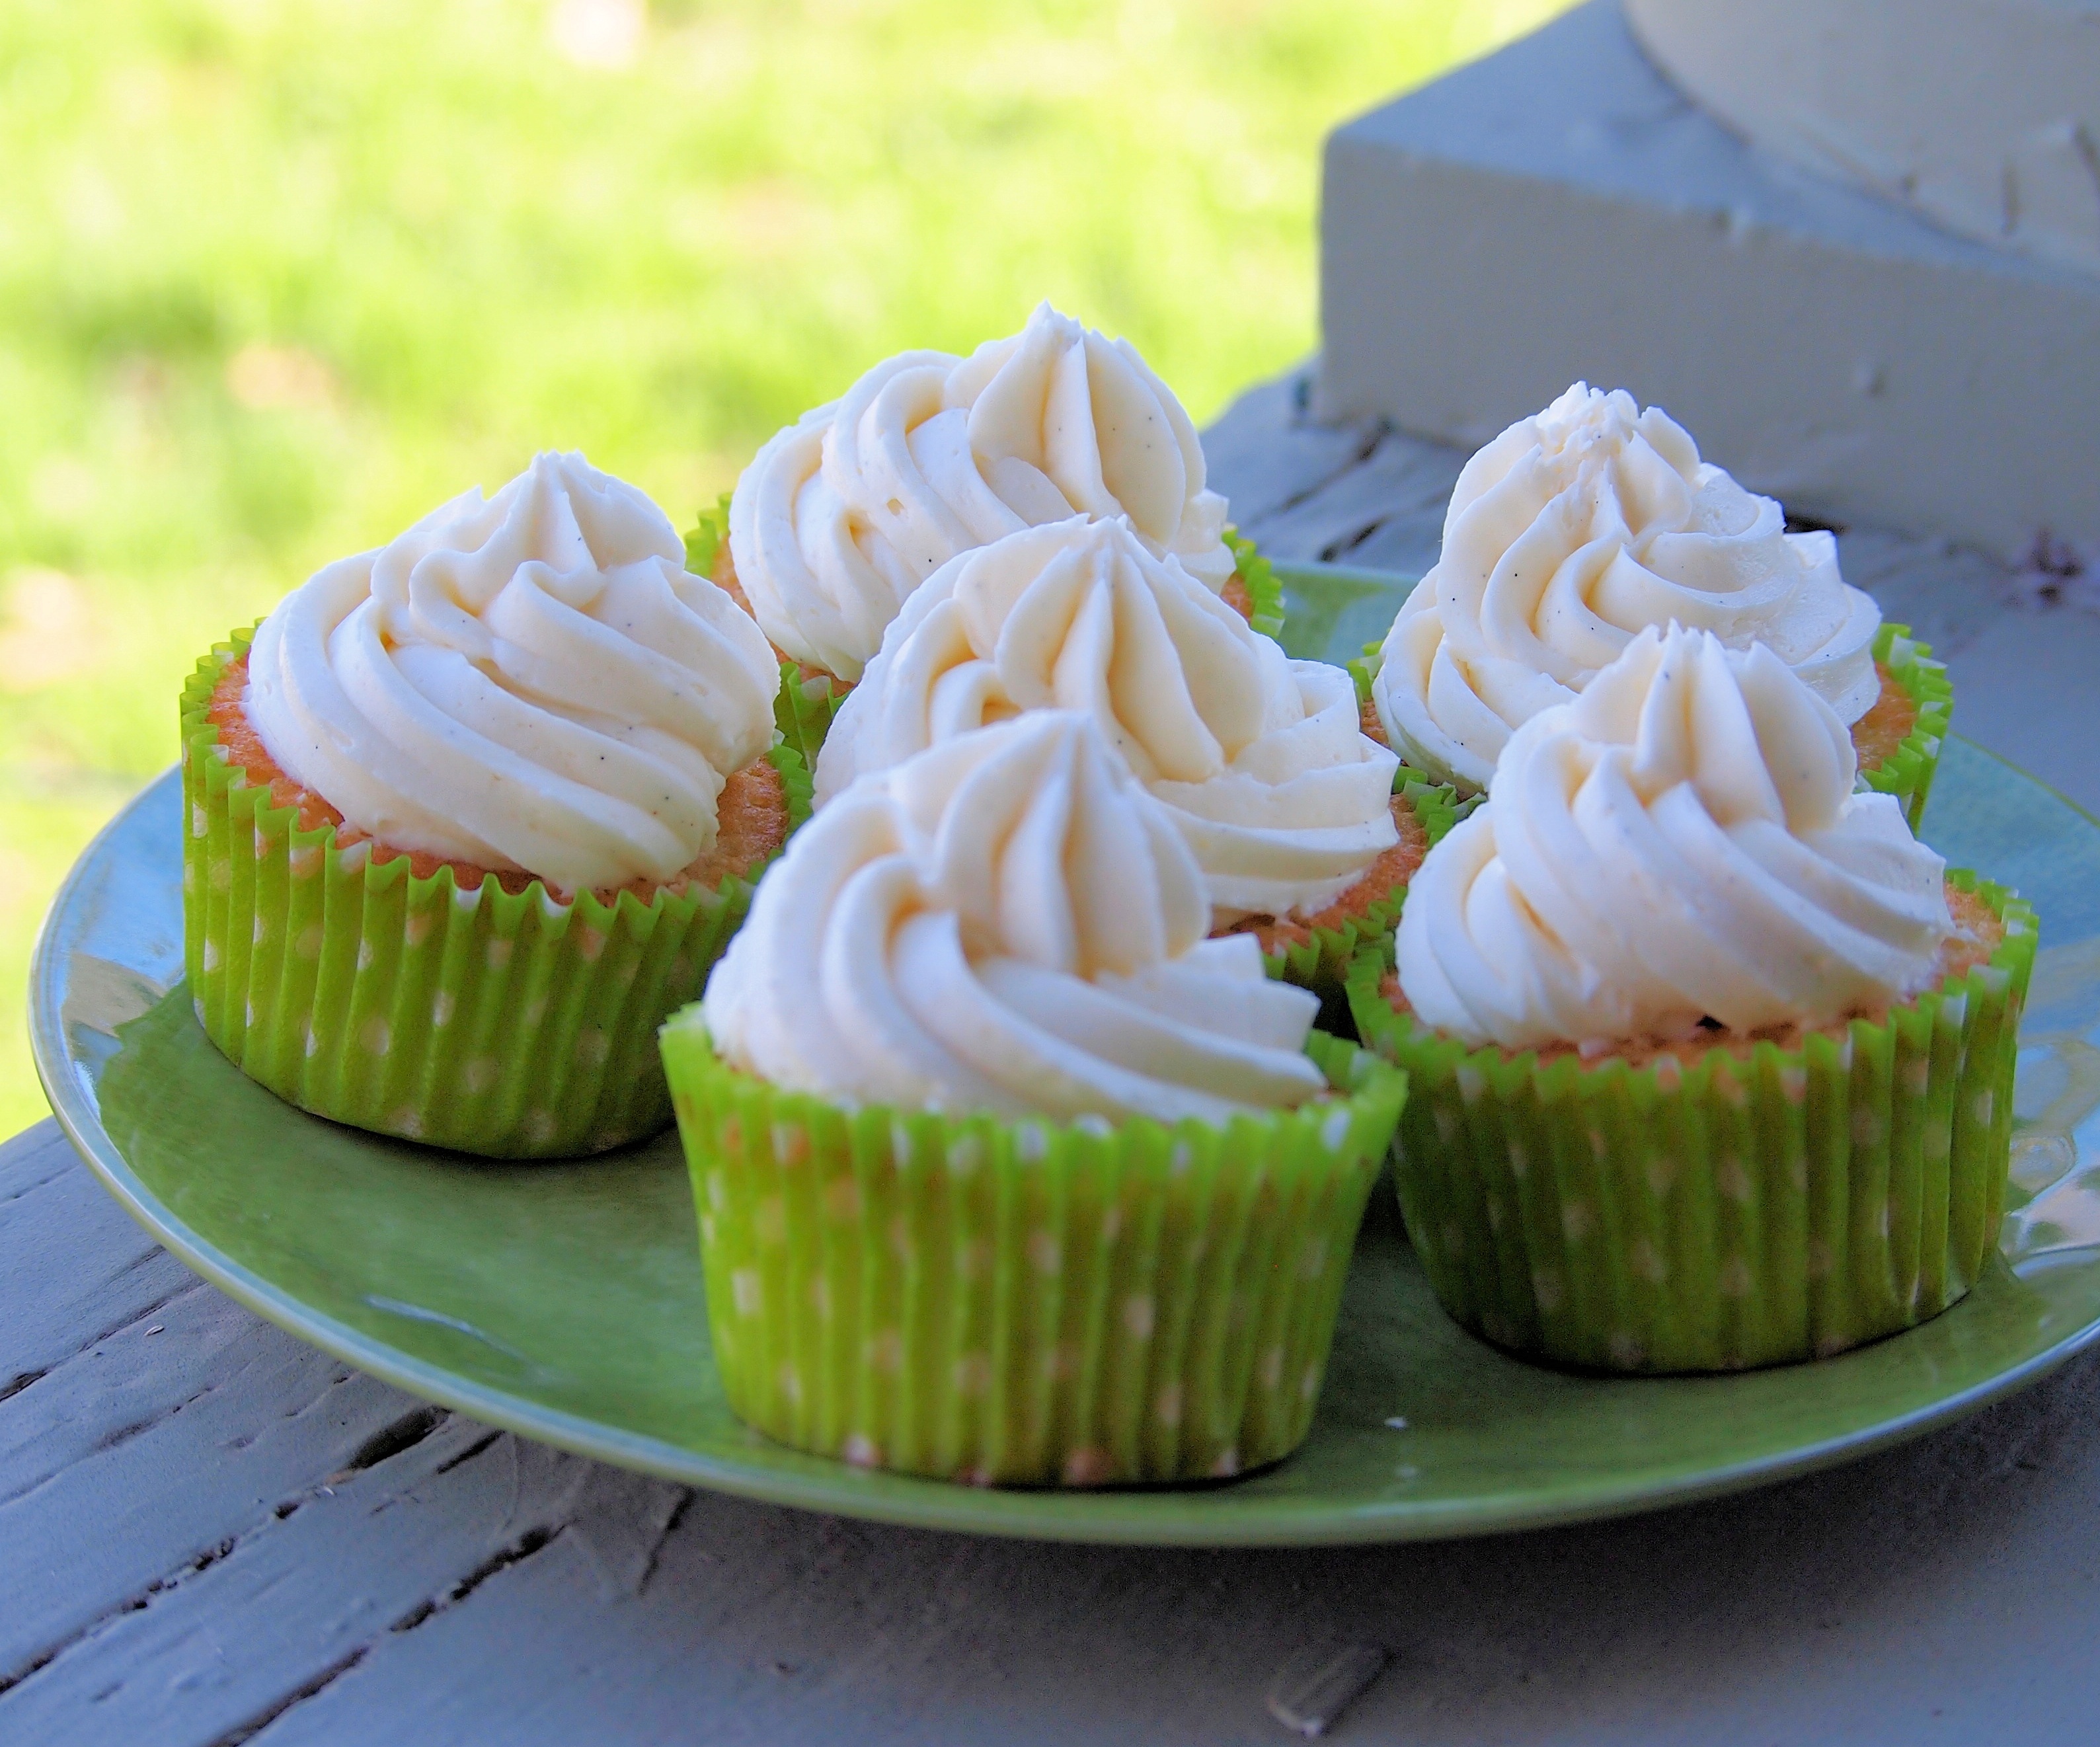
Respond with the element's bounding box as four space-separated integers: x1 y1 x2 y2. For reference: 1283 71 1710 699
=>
1373 383 1883 792
1396 621 1952 1053
813 516 1399 925
245 450 780 896
698 710 1329 1124
726 303 1234 683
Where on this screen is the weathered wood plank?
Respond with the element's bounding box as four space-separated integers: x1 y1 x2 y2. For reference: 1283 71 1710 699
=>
0 1292 416 1686
1230 422 1464 568
202 1347 2100 1747
0 1121 428 1690
1201 369 1383 531
0 1419 684 1747
0 1121 77 1203
0 1122 196 1400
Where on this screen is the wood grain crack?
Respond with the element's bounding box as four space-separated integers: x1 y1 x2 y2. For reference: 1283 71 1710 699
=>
389 1524 563 1635
92 1516 571 1741
0 1536 235 1697
0 1415 564 1724
432 1426 503 1475
336 1405 448 1479
0 1368 47 1405
0 1156 73 1208
636 1487 695 1598
79 1280 204 1356
1244 423 1389 531
93 1382 217 1456
204 1649 369 1747
1320 518 1394 562
0 1647 58 1697
0 1377 223 1509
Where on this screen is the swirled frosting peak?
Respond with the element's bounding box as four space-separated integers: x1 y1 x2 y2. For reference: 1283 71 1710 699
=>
246 451 780 895
1397 623 1953 1051
813 516 1401 923
728 302 1233 683
1374 383 1882 792
699 712 1326 1122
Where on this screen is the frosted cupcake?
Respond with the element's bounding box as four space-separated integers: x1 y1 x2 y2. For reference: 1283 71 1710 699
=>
1347 623 2032 1372
1366 384 1950 824
812 516 1454 992
703 303 1279 757
661 711 1407 1485
183 452 806 1157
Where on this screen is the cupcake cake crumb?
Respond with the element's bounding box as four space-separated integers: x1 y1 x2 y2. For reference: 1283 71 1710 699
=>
1229 796 1429 961
1851 658 1922 773
207 652 788 904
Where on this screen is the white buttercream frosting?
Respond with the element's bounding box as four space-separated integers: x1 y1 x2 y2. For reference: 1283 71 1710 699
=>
728 301 1233 683
245 451 780 895
699 712 1326 1123
1396 624 1953 1052
813 516 1400 924
1373 383 1883 793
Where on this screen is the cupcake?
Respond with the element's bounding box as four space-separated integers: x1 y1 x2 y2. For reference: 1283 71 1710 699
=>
1348 623 2033 1372
711 302 1280 707
660 711 1407 1485
184 451 806 1158
810 515 1455 994
1365 384 1951 826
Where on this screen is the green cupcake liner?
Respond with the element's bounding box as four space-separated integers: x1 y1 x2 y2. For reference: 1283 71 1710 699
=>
1350 620 1953 828
1344 873 2035 1373
1861 622 1951 832
659 1025 1407 1485
772 657 848 773
681 490 735 583
182 629 812 1159
686 496 848 770
1223 527 1286 642
1346 639 1381 712
1257 776 1463 1003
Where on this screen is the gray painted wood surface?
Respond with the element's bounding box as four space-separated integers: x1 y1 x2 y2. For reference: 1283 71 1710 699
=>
7 379 2100 1746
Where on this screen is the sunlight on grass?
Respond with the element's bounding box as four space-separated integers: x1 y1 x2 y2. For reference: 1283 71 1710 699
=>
0 0 1571 1134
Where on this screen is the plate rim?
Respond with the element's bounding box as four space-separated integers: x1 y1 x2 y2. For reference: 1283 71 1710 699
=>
28 717 2100 1547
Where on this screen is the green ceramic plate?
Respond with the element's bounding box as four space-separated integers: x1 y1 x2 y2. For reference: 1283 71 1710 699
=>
30 564 2100 1546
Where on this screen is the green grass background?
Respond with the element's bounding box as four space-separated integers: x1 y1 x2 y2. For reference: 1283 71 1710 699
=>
0 0 1564 1134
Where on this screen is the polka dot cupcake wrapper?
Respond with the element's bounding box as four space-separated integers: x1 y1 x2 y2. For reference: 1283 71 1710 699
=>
658 1023 1407 1486
180 630 814 1160
1343 873 2035 1374
1347 619 1953 827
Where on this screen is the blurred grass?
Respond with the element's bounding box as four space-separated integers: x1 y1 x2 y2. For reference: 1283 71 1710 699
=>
0 0 1569 1134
